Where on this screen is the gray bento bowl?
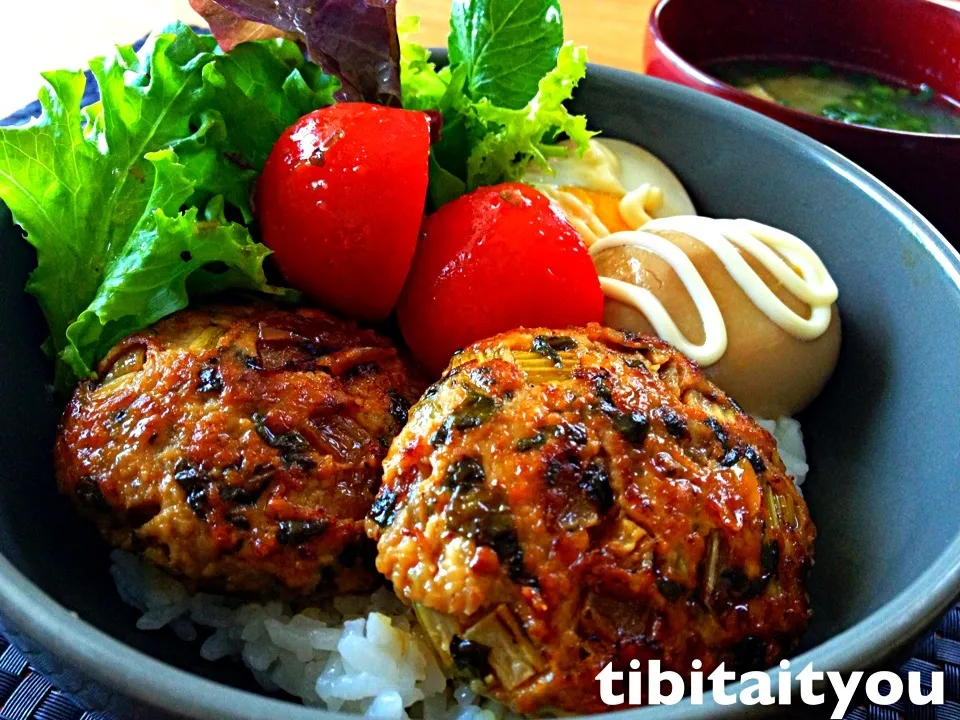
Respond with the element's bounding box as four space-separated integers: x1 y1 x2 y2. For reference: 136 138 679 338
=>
0 58 959 720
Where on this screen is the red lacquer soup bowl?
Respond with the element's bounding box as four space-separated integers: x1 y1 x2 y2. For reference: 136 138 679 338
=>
644 0 960 244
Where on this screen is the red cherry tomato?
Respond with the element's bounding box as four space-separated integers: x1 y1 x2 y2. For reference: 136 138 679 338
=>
397 183 604 375
257 103 430 321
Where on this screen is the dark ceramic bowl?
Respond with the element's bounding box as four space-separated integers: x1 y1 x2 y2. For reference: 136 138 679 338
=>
2 63 960 720
643 0 960 245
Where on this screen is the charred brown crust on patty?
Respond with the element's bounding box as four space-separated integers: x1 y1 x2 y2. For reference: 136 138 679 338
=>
55 304 425 599
368 323 815 715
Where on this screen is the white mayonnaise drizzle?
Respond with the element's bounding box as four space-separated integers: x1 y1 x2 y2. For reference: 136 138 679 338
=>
620 184 665 229
590 216 838 366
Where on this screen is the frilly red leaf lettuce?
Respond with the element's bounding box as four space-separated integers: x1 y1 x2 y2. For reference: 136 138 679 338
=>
189 0 296 49
195 0 401 105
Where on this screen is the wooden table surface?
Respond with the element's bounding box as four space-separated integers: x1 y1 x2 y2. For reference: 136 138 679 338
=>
0 0 655 118
403 0 654 72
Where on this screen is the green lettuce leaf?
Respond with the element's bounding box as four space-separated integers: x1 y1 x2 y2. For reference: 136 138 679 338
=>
203 38 339 174
467 42 593 187
448 0 563 110
61 149 278 383
0 23 332 388
399 22 472 204
398 16 448 109
187 38 339 221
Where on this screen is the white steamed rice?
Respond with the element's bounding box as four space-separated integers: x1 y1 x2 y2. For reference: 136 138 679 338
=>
108 416 808 717
757 415 809 488
110 550 520 719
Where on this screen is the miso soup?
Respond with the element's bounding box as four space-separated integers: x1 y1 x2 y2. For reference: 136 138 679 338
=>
705 60 960 135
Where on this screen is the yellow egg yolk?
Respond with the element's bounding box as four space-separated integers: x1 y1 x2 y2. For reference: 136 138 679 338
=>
560 186 632 234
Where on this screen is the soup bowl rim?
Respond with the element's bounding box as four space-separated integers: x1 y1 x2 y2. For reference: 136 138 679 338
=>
648 0 960 142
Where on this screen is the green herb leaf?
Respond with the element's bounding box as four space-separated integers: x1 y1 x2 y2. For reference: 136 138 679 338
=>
448 0 563 110
530 334 577 366
516 430 549 452
452 391 498 429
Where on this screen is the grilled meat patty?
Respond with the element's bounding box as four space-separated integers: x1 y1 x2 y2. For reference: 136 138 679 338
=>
56 305 425 599
368 324 815 715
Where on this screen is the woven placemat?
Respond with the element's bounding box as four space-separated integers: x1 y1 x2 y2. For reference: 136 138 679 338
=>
0 634 112 720
3 30 960 720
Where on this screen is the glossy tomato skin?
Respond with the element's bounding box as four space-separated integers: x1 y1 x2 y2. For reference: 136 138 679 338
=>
397 183 604 375
257 103 430 321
